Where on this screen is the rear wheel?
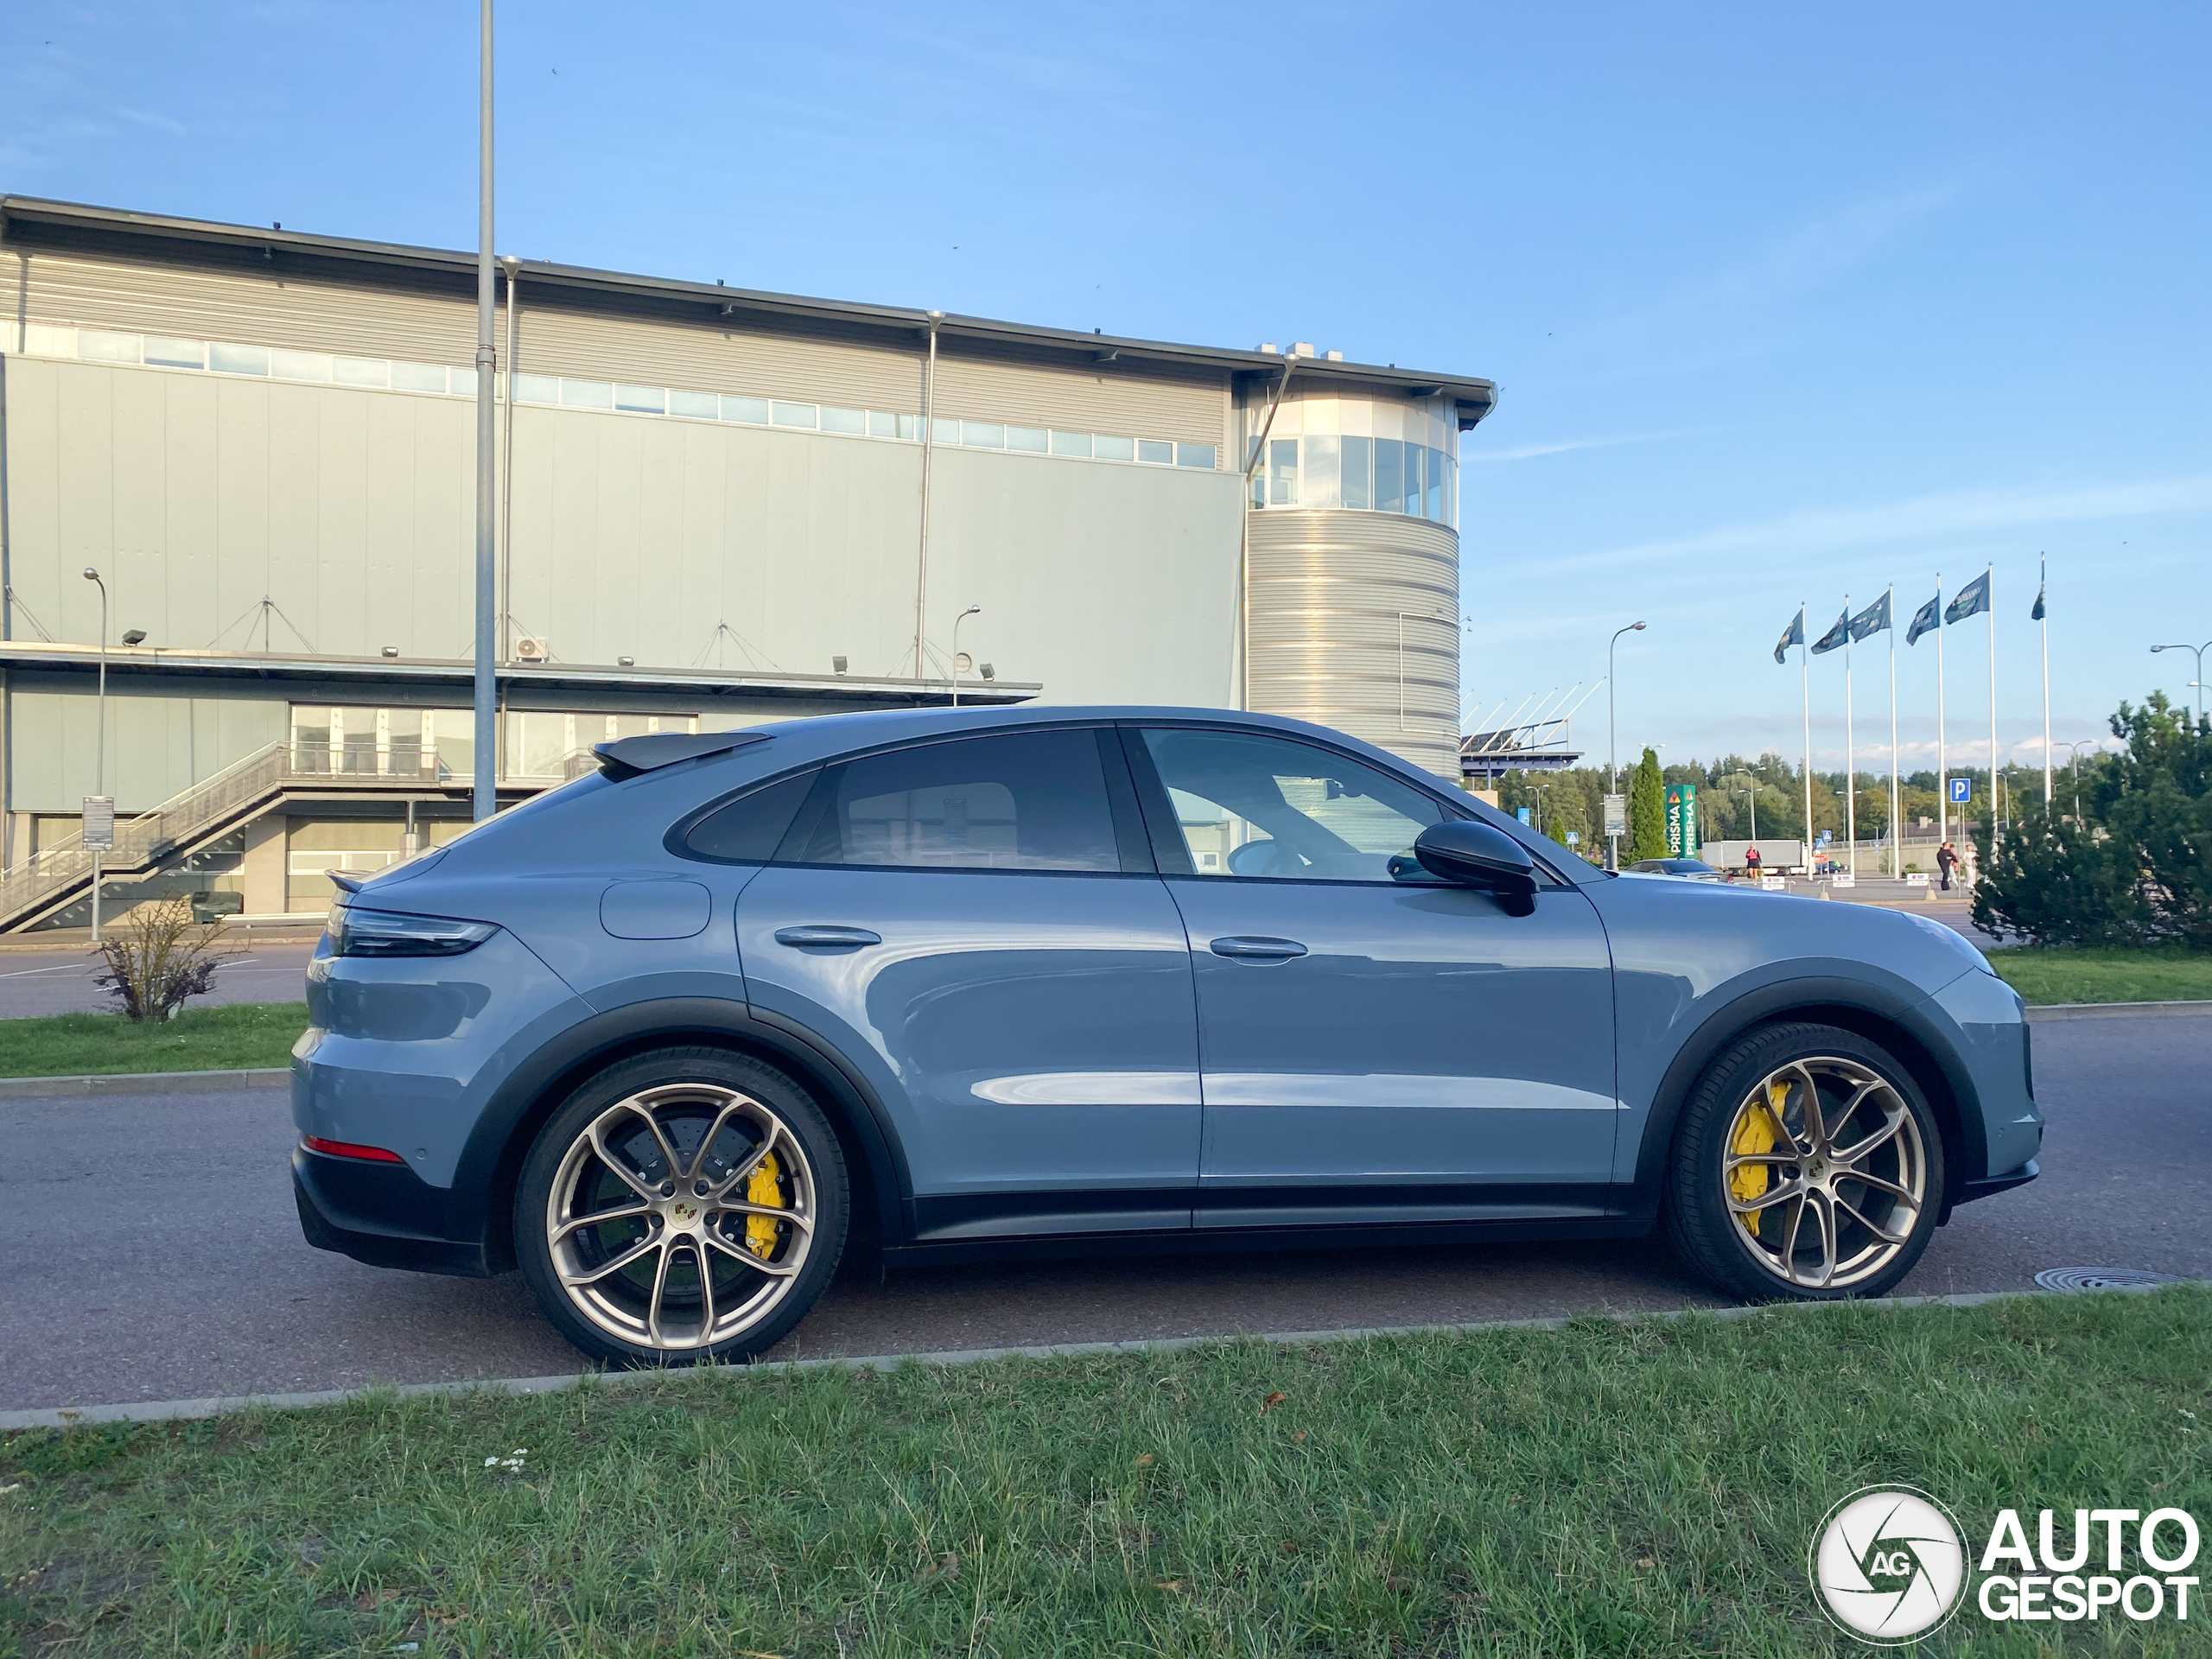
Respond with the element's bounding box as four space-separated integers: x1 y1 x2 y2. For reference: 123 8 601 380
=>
516 1048 847 1365
1663 1023 1943 1302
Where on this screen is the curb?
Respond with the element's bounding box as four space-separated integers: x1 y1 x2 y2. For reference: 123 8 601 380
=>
2024 999 2212 1023
0 1066 289 1100
1 1282 2193 1433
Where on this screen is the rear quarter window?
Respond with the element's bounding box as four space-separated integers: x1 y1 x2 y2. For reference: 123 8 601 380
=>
677 770 818 862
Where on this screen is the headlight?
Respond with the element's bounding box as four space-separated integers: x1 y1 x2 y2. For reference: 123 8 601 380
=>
1904 910 1993 976
327 904 498 958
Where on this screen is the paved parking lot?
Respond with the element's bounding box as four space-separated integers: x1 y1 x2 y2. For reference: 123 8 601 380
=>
2 1012 2202 1414
0 937 317 1019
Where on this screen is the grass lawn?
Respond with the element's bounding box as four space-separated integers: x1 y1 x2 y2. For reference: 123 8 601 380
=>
0 1001 306 1078
4 1289 2208 1656
1986 944 2212 1006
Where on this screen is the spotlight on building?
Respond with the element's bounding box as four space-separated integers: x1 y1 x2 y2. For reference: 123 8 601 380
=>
122 629 148 646
980 663 995 681
832 656 849 675
618 656 634 667
380 645 399 658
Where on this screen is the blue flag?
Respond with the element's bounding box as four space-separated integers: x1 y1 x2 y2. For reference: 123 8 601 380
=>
1773 607 1805 664
1906 592 1942 645
1810 608 1851 655
1946 569 1991 624
1848 592 1891 642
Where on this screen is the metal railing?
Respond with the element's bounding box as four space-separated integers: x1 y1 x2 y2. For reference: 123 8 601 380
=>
0 742 449 929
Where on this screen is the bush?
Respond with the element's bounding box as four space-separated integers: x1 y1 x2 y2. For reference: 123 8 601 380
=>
93 899 235 1020
1628 747 1667 861
1974 692 2212 947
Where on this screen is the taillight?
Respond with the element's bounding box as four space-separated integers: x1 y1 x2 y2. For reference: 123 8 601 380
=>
327 905 497 958
302 1135 406 1164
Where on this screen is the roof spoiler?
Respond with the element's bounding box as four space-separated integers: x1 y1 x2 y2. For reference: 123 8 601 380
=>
594 729 772 781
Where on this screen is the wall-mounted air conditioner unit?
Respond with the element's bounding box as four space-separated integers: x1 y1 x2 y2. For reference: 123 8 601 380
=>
514 637 549 661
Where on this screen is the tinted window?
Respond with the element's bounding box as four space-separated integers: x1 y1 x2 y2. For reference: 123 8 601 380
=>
682 770 817 862
782 731 1119 872
1140 728 1445 882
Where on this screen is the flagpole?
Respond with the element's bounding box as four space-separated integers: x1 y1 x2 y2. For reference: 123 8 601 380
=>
2040 553 2052 805
1888 584 1900 877
1801 605 1812 874
1986 563 1998 857
1936 572 1947 849
1845 595 1857 880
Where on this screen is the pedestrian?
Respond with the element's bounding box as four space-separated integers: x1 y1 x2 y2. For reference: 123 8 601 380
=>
1936 840 1958 893
1744 844 1762 884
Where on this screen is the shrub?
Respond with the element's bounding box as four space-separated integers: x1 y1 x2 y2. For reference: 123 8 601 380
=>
93 899 235 1021
1974 692 2212 947
1629 747 1667 861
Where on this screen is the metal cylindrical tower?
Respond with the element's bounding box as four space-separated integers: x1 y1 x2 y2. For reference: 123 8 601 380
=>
1242 382 1463 778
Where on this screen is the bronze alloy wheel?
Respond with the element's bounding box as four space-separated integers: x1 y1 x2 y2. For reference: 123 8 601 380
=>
544 1082 817 1353
1663 1022 1945 1303
1719 1054 1929 1291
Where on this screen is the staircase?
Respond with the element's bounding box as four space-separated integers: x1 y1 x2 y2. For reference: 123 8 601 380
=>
0 743 454 932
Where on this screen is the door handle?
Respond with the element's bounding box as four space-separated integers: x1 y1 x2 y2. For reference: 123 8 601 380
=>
773 925 882 948
1209 935 1308 962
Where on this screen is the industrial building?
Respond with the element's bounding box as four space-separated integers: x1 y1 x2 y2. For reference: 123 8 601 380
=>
0 196 1494 930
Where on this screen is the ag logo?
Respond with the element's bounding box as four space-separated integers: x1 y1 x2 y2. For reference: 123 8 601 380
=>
1810 1485 1968 1643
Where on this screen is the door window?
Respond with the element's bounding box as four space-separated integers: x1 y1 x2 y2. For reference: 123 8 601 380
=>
782 730 1121 872
1139 728 1446 882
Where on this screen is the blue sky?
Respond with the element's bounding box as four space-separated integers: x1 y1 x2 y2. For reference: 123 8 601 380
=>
4 2 2205 772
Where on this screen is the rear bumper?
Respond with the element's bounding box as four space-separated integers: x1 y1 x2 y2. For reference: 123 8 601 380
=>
291 1145 494 1277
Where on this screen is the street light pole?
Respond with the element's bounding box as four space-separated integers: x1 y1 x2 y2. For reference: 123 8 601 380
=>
2061 738 2098 824
950 604 981 706
2150 640 2211 724
82 566 108 943
1605 620 1646 871
470 0 499 823
1738 786 1757 841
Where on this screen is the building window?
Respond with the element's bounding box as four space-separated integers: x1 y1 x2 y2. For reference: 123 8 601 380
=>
273 350 334 382
1268 437 1298 505
391 361 447 393
962 422 1004 448
1094 435 1135 461
721 394 769 424
1050 430 1092 457
821 405 866 435
1176 442 1216 470
211 342 270 376
562 378 614 410
143 335 205 369
670 388 717 418
1138 439 1173 465
334 356 389 388
615 384 666 414
1007 425 1048 453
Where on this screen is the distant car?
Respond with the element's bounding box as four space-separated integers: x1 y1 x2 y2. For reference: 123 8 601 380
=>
292 705 2039 1365
1628 858 1730 881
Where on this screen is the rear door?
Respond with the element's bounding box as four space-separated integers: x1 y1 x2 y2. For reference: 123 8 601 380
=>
732 727 1201 1243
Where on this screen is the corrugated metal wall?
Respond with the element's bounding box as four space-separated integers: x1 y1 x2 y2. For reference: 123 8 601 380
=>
516 300 925 410
1246 510 1461 778
932 348 1229 450
4 247 481 365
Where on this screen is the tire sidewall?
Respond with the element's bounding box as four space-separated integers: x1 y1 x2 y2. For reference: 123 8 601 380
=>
515 1046 849 1366
1665 1023 1946 1303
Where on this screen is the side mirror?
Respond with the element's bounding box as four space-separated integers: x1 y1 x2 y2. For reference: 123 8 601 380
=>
1413 820 1540 916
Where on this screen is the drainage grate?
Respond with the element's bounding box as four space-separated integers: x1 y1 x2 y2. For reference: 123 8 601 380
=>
2033 1268 2186 1294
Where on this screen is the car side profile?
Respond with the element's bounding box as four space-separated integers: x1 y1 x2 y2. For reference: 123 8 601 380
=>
291 706 2041 1365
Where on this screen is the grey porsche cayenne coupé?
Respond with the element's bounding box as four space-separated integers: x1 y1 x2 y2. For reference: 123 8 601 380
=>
292 706 2040 1364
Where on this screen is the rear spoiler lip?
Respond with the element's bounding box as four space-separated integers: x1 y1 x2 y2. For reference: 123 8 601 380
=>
594 729 773 780
325 869 365 895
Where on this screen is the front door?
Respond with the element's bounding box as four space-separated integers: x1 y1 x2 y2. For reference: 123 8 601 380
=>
1128 725 1618 1228
735 727 1200 1242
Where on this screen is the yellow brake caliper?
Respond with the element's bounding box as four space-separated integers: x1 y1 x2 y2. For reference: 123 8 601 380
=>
1728 1082 1788 1242
744 1151 785 1261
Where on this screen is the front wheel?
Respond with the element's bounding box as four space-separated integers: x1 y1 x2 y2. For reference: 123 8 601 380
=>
516 1047 848 1365
1663 1023 1944 1302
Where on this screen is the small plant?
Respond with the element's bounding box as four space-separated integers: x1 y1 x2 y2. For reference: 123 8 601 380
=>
93 899 235 1021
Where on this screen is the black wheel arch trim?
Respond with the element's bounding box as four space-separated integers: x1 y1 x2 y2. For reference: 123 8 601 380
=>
450 996 913 1272
1623 975 1989 1219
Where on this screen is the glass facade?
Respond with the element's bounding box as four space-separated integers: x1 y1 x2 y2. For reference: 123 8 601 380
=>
1239 387 1459 528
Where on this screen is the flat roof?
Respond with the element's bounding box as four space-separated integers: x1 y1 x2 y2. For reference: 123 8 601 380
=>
0 194 1497 422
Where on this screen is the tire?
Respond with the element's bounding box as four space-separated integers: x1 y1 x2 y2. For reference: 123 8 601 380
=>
1662 1022 1944 1303
515 1046 848 1366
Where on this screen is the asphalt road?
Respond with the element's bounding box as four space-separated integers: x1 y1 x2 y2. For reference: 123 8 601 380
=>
3 1013 2203 1414
0 938 316 1019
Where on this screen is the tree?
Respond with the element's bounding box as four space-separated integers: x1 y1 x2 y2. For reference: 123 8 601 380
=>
1974 692 2211 947
1629 747 1668 861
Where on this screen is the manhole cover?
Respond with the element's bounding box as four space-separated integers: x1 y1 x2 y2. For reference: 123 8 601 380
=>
2033 1268 2185 1293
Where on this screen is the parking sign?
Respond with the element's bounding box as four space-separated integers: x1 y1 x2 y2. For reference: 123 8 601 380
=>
1948 777 1971 804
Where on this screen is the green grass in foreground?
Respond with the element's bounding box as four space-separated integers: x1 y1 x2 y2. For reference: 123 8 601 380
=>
1986 944 2212 1006
0 1001 306 1077
4 1290 2207 1657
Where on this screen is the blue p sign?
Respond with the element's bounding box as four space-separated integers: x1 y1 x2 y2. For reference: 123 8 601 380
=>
1948 778 1971 804
1517 807 1531 823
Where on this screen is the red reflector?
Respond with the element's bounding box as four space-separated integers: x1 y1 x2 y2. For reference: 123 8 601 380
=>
302 1135 406 1164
